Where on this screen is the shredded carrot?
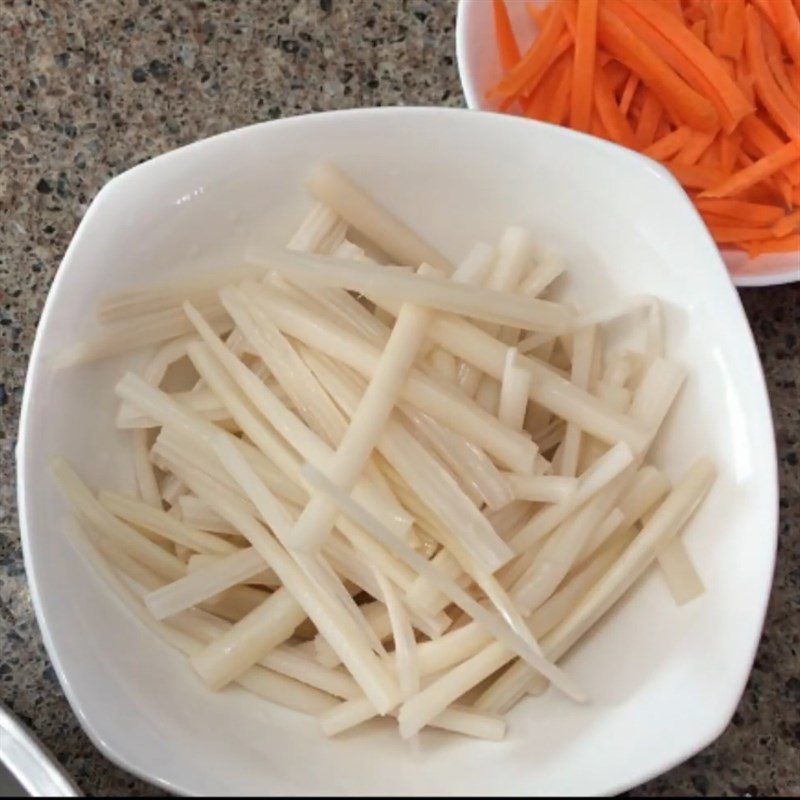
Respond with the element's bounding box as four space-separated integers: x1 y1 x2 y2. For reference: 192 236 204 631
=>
771 208 800 235
569 0 600 130
695 197 786 223
741 233 800 255
526 1 551 27
674 129 719 164
607 0 754 131
618 72 640 115
488 3 568 100
635 91 665 147
593 62 638 147
718 0 746 59
701 139 800 197
487 0 799 263
493 0 522 72
744 5 800 140
668 162 730 189
598 4 720 130
691 19 708 44
769 0 800 64
643 125 694 159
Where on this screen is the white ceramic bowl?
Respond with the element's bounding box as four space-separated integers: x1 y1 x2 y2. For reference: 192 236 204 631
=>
455 0 800 288
19 108 778 796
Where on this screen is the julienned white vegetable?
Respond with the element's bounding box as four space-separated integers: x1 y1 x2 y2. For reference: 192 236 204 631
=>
52 164 714 745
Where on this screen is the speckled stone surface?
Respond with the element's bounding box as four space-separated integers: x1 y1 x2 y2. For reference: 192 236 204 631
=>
0 0 797 795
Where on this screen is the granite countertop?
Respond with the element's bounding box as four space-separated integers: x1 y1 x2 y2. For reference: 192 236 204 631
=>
1 0 798 795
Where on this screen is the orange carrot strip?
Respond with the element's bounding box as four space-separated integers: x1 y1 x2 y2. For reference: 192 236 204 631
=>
770 0 800 66
741 233 800 255
674 129 719 164
493 0 522 71
635 91 665 147
668 162 730 190
548 59 575 124
691 19 707 44
759 15 800 106
654 0 683 19
608 0 753 131
720 131 742 174
771 209 800 236
618 72 640 115
526 1 551 27
740 115 800 184
695 197 786 224
706 223 779 242
718 0 746 59
488 2 567 100
570 0 600 130
593 62 638 147
643 125 693 159
750 0 779 26
708 0 727 54
524 48 573 123
744 5 800 140
735 55 757 104
604 59 631 92
597 5 720 131
701 139 800 197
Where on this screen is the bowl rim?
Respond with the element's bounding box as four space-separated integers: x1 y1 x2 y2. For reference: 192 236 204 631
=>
17 105 780 797
454 0 800 289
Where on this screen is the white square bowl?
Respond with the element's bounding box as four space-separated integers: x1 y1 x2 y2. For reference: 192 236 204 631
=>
18 107 778 796
455 0 800 288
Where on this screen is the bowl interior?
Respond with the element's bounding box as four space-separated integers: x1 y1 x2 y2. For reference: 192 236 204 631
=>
455 0 800 288
19 108 777 796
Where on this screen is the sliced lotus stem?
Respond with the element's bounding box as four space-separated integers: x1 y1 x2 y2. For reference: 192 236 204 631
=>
301 462 584 703
559 325 597 478
573 295 659 328
132 429 161 506
178 495 240 534
490 458 716 707
475 376 500 414
219 284 348 446
518 257 565 298
511 471 633 615
303 353 513 570
401 407 514 511
498 348 532 430
578 465 671 564
96 264 265 323
191 585 308 690
246 246 572 333
287 202 344 253
206 436 401 712
628 357 687 457
399 312 650 452
476 536 633 714
656 537 705 605
181 304 412 536
319 694 506 740
55 303 232 368
288 270 440 553
504 474 578 504
50 457 186 581
373 568 419 698
250 287 537 472
99 491 237 556
64 514 336 715
307 162 452 272
145 546 266 619
510 441 635 554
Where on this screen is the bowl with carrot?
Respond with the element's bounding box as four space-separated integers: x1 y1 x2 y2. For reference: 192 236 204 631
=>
456 0 800 286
